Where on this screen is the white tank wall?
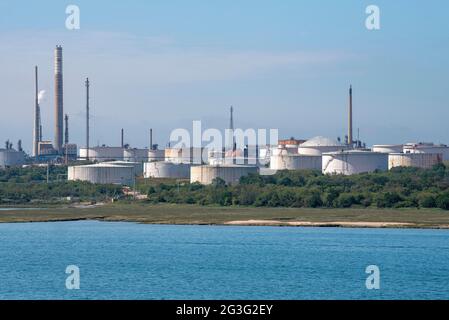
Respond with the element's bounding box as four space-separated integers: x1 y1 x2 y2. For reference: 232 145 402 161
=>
68 164 134 185
298 145 348 156
165 148 208 164
103 161 143 176
79 147 124 162
372 145 403 154
144 162 191 179
190 165 259 185
403 145 449 161
0 150 25 168
322 152 388 175
123 149 148 162
389 153 442 170
270 155 321 170
148 149 165 162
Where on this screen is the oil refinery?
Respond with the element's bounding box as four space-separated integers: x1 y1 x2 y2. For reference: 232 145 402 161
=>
1 46 448 185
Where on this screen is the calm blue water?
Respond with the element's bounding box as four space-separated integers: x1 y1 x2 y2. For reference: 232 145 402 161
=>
0 221 449 300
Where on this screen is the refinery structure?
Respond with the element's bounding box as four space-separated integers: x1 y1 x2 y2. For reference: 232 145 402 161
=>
1 46 448 184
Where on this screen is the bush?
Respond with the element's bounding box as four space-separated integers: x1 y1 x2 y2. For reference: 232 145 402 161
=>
436 193 449 210
335 193 355 208
417 193 437 208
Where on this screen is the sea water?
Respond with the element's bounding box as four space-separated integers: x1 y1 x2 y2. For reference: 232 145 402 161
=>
0 221 448 300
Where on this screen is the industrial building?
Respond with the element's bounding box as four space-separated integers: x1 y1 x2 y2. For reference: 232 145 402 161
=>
68 163 134 185
298 136 348 156
403 143 449 161
322 151 388 175
0 147 25 168
270 154 321 171
190 165 259 185
144 162 191 179
389 153 442 170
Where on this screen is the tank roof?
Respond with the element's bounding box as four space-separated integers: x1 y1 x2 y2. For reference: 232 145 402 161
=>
323 150 384 156
300 136 343 147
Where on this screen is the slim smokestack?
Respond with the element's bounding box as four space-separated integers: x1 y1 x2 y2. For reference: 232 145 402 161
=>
64 114 69 145
348 85 353 146
121 128 124 148
229 106 236 152
33 66 39 157
85 78 90 161
150 128 153 150
54 45 64 153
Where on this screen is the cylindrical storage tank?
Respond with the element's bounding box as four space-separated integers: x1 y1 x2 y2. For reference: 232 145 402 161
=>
403 143 449 161
270 155 321 170
68 164 134 185
190 165 259 185
0 149 25 168
322 151 388 175
79 147 124 162
123 149 148 162
144 162 191 179
372 144 404 154
148 149 165 162
389 153 442 170
298 136 348 156
103 161 143 176
165 147 207 164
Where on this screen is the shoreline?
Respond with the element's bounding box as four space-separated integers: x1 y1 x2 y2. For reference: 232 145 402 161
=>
1 204 449 229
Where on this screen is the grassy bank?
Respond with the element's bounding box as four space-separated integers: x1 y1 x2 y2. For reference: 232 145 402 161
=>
1 203 449 229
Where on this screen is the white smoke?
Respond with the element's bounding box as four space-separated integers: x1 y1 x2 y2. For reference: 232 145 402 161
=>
38 90 46 104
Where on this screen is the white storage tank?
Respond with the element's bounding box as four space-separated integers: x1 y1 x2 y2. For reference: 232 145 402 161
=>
298 136 348 156
0 149 25 168
165 147 207 164
79 147 124 162
190 165 259 185
403 143 449 161
103 161 143 176
270 154 321 171
148 149 165 162
389 153 442 170
144 162 191 179
123 148 148 162
372 144 404 154
322 151 388 175
68 164 134 185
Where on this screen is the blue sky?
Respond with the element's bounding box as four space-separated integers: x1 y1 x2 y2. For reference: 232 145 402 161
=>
0 0 448 152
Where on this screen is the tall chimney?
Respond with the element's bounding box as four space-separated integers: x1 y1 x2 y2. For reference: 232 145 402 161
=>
33 66 39 157
348 85 353 147
54 46 64 153
64 114 69 145
121 128 124 148
85 78 90 161
150 128 153 150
